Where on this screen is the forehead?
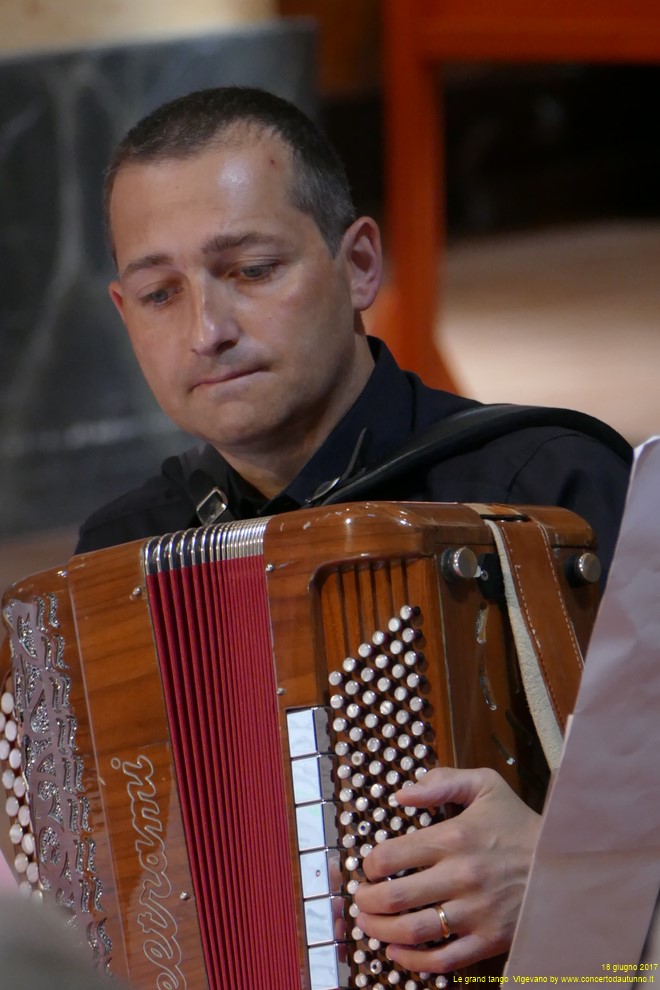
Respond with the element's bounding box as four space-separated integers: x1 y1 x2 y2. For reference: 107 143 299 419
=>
110 132 297 214
109 134 315 268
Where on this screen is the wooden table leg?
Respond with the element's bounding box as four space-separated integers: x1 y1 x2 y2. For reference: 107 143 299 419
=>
377 0 458 392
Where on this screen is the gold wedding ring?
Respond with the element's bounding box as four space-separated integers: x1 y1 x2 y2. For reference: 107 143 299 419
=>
435 904 452 941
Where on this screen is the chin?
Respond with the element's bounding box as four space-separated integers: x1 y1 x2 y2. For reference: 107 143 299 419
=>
193 423 271 452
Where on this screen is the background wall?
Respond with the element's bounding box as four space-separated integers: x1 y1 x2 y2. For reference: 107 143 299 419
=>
0 0 276 51
0 2 314 555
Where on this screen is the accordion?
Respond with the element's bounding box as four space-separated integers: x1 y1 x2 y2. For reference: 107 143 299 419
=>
0 501 600 990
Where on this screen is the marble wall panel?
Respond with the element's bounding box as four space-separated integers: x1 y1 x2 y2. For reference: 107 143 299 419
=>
0 21 315 539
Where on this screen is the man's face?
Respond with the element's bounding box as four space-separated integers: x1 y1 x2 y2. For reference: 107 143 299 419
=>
108 135 380 475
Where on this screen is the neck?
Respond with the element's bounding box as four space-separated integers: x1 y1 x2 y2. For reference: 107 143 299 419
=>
218 399 363 499
220 447 315 500
215 337 375 499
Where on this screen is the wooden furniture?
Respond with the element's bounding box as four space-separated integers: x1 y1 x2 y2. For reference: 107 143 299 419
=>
278 0 380 97
381 0 660 389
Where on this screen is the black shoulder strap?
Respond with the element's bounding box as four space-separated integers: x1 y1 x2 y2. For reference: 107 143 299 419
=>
316 403 632 507
175 445 234 524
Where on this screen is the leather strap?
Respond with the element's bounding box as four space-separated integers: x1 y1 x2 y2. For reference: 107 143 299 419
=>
480 508 585 770
320 403 632 507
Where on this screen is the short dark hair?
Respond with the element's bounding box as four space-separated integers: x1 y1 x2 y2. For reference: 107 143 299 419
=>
105 87 356 256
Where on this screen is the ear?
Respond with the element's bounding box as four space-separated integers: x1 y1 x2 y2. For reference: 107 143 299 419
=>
341 217 383 312
108 279 127 323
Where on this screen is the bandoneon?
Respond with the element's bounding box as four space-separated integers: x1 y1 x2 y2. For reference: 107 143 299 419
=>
0 502 600 989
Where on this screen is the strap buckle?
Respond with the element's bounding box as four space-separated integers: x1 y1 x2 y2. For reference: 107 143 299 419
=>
195 487 229 526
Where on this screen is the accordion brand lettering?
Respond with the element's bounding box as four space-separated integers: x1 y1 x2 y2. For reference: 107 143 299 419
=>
112 755 186 989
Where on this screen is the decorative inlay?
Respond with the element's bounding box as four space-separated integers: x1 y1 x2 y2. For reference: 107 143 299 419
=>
2 595 111 964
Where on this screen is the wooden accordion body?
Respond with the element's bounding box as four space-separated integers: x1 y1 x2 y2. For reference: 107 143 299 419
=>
0 502 599 990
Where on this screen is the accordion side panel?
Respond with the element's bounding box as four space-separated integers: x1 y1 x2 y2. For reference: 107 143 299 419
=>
0 565 125 976
66 543 205 990
264 503 514 989
264 501 600 989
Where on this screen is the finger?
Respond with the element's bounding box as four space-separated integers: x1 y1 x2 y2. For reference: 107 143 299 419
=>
386 931 498 975
355 902 462 946
332 895 346 941
394 766 498 810
355 865 453 915
361 823 449 881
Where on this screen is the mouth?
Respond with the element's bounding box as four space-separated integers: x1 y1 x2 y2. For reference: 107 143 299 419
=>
192 368 260 390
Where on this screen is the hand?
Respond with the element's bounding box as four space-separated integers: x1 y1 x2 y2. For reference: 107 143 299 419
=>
352 766 541 974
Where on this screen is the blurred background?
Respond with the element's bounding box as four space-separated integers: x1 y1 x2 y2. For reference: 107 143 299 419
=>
1 0 659 592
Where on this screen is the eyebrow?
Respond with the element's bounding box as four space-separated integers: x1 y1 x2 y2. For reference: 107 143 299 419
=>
201 231 285 254
119 232 285 280
120 253 173 280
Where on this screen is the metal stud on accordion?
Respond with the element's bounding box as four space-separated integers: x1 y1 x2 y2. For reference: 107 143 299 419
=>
287 604 454 990
287 604 448 990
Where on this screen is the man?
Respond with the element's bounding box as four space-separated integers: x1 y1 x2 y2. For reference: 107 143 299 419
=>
78 87 630 977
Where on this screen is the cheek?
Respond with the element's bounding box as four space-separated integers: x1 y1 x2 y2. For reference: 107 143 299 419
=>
269 279 345 352
279 259 343 313
127 329 178 397
126 313 167 363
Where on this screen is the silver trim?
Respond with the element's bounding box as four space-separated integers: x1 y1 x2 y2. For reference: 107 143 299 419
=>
308 944 351 990
291 755 335 806
143 519 270 574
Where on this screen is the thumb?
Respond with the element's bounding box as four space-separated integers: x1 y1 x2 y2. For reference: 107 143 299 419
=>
394 766 496 810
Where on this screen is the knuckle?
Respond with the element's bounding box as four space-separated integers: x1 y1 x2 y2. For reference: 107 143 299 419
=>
478 766 501 788
454 857 482 892
446 819 470 849
461 859 484 891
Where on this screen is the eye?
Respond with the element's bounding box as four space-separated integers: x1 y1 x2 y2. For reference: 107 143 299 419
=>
237 262 278 281
140 285 177 307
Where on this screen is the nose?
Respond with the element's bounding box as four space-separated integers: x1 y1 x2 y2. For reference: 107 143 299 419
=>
189 276 239 356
